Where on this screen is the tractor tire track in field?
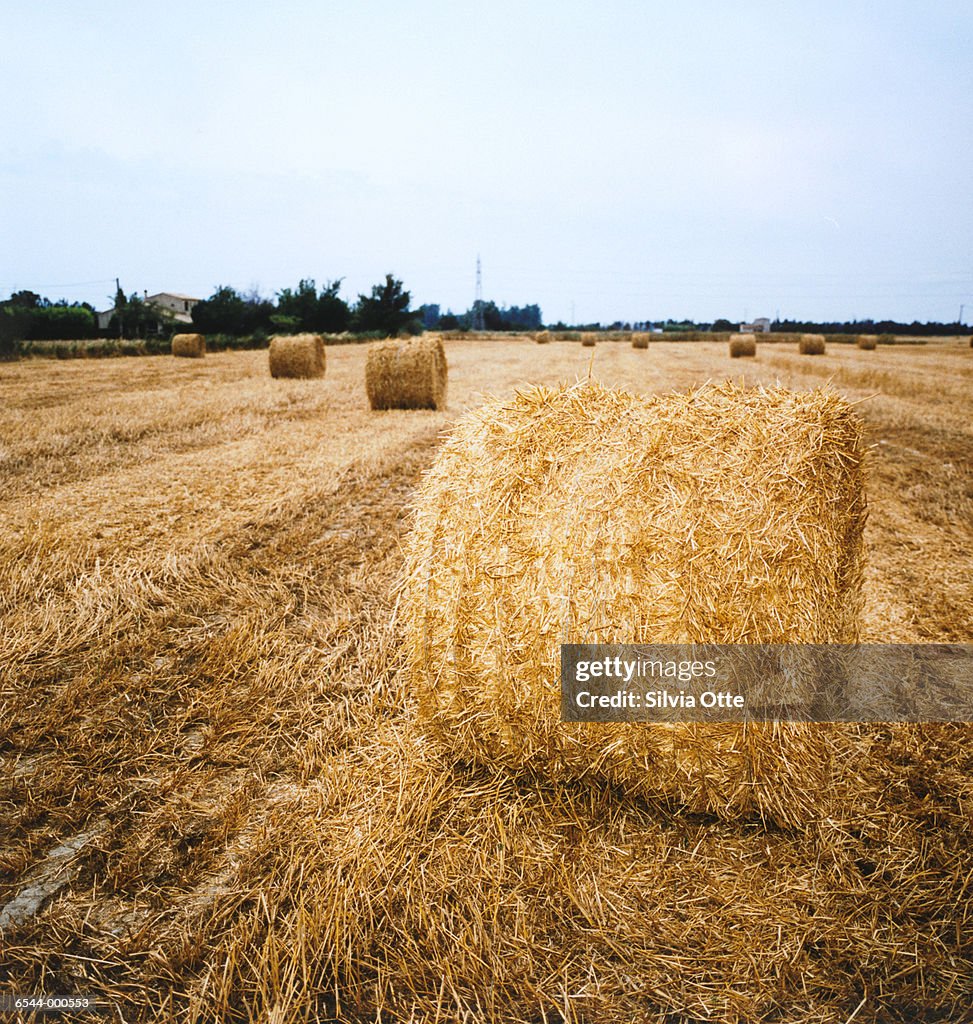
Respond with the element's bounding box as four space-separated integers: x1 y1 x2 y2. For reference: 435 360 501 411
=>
0 430 440 945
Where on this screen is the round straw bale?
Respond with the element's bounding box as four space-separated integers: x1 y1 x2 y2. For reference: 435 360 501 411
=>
856 335 878 350
171 333 205 358
404 380 867 825
270 333 327 378
632 333 650 349
268 334 326 379
799 333 826 355
581 333 596 347
729 334 757 358
534 331 551 344
365 335 447 410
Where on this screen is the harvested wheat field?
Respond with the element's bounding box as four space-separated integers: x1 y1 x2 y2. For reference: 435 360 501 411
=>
1 338 972 1023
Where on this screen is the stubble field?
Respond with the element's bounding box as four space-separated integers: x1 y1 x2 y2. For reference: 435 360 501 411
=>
1 337 972 1023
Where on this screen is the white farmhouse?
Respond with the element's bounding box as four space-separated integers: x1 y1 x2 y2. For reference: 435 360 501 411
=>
740 317 771 333
145 292 201 323
95 291 201 331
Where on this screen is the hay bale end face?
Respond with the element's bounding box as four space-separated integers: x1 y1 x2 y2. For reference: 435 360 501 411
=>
268 334 326 379
632 333 650 349
365 336 447 410
404 380 867 825
534 331 551 344
856 335 878 350
729 334 757 358
581 333 596 347
171 333 205 358
799 333 826 355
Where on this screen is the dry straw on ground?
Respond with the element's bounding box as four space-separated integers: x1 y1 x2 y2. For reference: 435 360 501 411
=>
729 334 757 357
171 333 205 358
799 333 827 355
857 334 878 350
581 333 597 347
268 334 326 379
257 717 973 1023
533 330 550 344
365 335 447 410
632 333 650 349
2 345 972 1022
404 380 867 826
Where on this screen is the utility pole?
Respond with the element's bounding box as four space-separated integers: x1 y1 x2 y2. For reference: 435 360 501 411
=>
115 277 123 339
472 255 484 331
960 303 965 325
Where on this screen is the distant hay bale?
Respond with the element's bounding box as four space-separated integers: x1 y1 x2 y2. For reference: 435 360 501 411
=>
171 333 205 358
729 334 757 358
404 380 867 825
268 334 326 379
365 336 447 410
799 333 826 355
534 331 551 344
632 333 650 349
581 333 596 347
856 335 878 350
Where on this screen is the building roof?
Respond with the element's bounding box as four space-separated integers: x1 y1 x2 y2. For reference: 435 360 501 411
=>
147 292 201 302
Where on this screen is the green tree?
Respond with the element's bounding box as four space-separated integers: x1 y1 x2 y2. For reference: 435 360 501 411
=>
106 288 164 339
276 278 350 334
275 279 319 331
191 285 275 336
352 274 413 335
315 279 350 333
8 290 42 309
192 286 248 334
31 303 97 339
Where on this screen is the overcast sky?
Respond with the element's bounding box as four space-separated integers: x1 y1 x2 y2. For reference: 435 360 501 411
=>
2 0 971 325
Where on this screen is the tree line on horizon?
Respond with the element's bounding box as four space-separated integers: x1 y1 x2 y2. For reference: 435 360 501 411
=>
1 279 967 358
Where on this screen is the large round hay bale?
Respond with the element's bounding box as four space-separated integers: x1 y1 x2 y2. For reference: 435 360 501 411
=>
365 336 447 410
534 331 551 344
799 333 826 355
268 334 326 379
171 333 205 358
581 333 596 347
856 335 878 350
404 380 867 825
632 333 650 349
729 334 757 358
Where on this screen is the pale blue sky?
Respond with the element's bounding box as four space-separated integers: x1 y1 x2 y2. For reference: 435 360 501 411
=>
2 0 971 324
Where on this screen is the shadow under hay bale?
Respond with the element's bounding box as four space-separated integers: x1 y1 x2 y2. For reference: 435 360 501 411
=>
268 334 326 379
171 333 205 358
799 333 826 355
856 335 878 350
729 334 757 357
404 380 866 826
365 336 447 410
